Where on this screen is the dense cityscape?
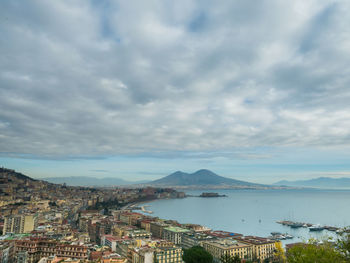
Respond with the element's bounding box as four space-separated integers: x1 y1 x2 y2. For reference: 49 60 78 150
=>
1 168 285 263
2 0 350 262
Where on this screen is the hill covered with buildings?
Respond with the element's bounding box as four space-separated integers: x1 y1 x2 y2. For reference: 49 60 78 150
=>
0 167 280 263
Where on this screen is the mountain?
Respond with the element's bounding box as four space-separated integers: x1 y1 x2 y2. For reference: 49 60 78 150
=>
42 176 150 187
274 177 350 189
149 169 264 188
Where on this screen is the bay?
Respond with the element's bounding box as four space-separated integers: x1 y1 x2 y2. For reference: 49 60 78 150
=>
142 189 350 245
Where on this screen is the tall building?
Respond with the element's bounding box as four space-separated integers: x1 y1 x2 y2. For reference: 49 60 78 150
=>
162 227 190 245
3 215 37 235
0 241 15 263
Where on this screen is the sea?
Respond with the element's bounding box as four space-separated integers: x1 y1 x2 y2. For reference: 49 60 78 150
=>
141 189 350 245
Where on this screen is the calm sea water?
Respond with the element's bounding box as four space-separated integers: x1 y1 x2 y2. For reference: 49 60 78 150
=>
142 189 350 245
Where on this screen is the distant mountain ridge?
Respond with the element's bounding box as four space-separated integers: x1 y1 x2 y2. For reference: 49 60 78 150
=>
149 169 264 188
274 177 350 189
42 176 149 187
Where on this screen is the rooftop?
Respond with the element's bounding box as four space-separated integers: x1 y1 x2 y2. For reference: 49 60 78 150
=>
164 226 190 233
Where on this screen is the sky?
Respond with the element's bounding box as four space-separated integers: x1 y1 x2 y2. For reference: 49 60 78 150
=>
1 0 350 183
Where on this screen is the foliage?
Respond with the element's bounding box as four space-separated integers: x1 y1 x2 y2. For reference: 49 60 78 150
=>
286 242 346 263
220 253 241 263
182 246 213 263
337 230 350 261
273 241 286 263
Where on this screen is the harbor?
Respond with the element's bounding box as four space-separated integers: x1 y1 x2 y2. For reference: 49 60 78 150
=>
276 220 347 233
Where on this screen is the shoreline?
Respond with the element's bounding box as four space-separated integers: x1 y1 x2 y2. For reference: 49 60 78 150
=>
120 197 180 212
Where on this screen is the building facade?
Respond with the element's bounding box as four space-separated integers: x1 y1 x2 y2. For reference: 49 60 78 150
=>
202 239 253 262
3 215 37 235
233 236 280 261
162 227 189 245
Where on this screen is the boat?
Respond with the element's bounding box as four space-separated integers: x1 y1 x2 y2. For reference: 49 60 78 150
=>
290 222 304 228
271 232 281 236
309 224 324 231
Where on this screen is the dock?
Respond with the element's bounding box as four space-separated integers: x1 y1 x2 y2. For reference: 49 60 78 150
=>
276 220 342 232
141 205 153 214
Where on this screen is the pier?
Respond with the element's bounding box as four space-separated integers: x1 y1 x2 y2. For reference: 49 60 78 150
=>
140 205 153 214
276 220 343 232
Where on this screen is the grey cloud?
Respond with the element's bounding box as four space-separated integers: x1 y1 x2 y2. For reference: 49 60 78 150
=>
1 0 350 159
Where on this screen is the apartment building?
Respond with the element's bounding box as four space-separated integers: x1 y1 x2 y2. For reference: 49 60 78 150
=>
150 222 169 239
162 227 189 245
14 238 89 263
3 215 37 235
130 246 184 263
233 236 280 261
181 231 217 249
154 246 183 263
202 239 253 262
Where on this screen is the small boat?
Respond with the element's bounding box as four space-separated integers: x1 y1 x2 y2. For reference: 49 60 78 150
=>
271 232 281 236
284 234 294 239
309 224 324 231
290 222 304 228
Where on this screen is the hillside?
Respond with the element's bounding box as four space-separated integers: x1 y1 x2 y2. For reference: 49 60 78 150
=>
275 177 350 189
0 167 36 182
149 169 264 188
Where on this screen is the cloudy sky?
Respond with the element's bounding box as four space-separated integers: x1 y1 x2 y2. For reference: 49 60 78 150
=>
1 0 350 183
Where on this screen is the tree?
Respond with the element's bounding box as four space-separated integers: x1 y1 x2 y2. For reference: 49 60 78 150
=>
273 241 286 263
286 242 346 263
337 230 350 261
182 246 213 263
220 253 241 263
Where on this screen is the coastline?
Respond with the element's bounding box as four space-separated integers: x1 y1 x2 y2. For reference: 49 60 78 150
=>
121 197 182 213
124 188 350 246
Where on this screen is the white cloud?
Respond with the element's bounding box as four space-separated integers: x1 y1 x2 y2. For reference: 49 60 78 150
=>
1 0 350 158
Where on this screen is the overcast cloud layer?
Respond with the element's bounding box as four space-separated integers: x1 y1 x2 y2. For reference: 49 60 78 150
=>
1 0 350 159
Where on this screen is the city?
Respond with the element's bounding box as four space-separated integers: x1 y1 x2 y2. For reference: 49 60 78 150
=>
2 0 350 262
0 167 281 263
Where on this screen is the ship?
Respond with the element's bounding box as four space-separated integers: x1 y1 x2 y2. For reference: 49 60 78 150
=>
309 224 324 231
290 222 304 228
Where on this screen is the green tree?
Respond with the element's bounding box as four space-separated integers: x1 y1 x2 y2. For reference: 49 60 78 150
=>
337 230 350 261
286 242 346 263
220 253 241 263
273 241 286 263
182 246 213 263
